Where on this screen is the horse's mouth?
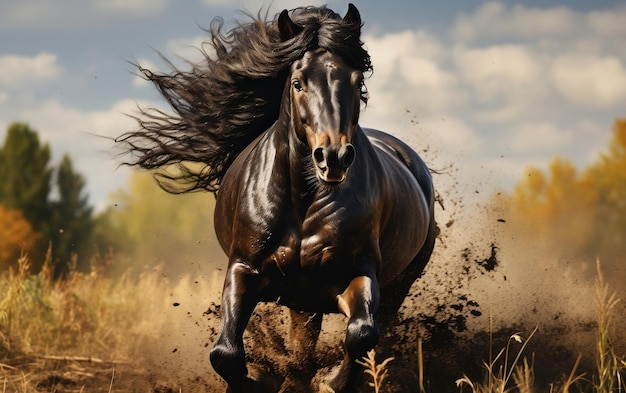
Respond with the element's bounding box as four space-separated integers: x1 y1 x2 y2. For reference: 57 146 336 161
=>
320 175 346 184
316 167 348 184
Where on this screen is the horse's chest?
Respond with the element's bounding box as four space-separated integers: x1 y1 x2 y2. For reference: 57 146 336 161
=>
273 207 373 285
271 224 362 312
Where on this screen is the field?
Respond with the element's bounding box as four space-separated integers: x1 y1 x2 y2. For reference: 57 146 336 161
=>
1 243 624 392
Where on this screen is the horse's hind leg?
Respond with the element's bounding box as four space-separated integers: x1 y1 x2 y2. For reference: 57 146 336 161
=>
279 310 322 392
210 260 261 393
289 310 322 367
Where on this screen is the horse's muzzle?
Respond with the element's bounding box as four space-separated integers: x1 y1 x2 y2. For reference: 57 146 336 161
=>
313 143 356 183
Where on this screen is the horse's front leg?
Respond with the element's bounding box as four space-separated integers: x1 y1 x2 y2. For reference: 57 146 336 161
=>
326 275 380 393
210 260 260 392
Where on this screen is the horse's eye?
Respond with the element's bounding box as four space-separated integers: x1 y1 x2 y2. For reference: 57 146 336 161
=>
292 80 303 92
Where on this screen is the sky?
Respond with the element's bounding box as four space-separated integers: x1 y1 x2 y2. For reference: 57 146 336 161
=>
1 0 625 212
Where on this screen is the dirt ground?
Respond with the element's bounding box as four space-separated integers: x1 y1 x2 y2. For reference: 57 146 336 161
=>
0 309 608 393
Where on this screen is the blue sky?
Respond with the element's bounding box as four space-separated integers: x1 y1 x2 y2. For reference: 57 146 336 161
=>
1 0 625 211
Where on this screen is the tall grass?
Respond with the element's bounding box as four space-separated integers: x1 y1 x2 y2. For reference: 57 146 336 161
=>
594 259 625 393
432 259 624 393
0 251 174 362
2 252 625 393
0 250 224 392
454 326 538 393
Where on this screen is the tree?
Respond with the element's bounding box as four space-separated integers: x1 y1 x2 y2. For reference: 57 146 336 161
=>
94 171 222 276
0 122 96 274
0 204 39 269
509 157 597 253
501 118 626 284
0 123 52 235
49 154 94 274
588 118 626 259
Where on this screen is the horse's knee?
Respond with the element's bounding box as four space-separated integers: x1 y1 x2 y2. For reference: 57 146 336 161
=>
345 318 379 358
210 341 246 382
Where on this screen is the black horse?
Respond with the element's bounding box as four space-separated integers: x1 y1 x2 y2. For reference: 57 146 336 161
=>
118 4 437 392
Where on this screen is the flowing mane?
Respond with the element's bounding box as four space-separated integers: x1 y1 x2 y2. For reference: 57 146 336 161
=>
117 5 372 193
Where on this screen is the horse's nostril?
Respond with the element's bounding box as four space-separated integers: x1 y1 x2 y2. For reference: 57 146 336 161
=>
313 147 325 166
340 144 356 167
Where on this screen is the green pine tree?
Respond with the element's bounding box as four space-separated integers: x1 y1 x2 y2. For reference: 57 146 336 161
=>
50 154 94 274
0 122 53 231
0 123 53 269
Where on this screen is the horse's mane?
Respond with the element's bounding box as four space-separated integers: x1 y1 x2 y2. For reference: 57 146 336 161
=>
117 5 372 193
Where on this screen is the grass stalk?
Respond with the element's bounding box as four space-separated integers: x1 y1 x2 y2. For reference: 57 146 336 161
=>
357 349 394 393
594 258 625 393
418 337 426 393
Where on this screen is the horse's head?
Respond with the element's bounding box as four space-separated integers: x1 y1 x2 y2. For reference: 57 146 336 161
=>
279 4 369 184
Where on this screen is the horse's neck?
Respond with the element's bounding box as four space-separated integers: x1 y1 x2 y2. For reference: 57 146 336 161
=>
271 121 318 213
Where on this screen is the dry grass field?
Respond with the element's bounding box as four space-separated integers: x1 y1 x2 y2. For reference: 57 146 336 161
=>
1 249 624 392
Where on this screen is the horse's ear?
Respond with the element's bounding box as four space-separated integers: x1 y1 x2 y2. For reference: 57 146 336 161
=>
343 3 362 27
278 9 303 41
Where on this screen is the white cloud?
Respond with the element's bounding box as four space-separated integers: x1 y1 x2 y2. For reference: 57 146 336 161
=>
551 54 626 108
364 30 461 113
452 1 581 42
427 117 483 155
365 30 447 65
448 2 626 114
8 98 157 209
17 99 129 165
507 123 570 153
401 57 455 90
0 53 62 87
453 44 541 104
165 36 215 66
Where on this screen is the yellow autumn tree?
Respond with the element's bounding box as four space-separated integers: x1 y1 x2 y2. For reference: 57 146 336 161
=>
0 204 39 270
509 157 597 249
501 118 625 274
586 118 626 260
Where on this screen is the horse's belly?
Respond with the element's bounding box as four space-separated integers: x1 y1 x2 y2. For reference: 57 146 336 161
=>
265 241 360 313
275 274 345 313
378 174 430 285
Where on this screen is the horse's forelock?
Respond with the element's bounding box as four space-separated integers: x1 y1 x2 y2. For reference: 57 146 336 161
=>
282 6 371 74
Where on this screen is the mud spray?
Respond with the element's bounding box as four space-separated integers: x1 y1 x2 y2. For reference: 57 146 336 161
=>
133 148 624 392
